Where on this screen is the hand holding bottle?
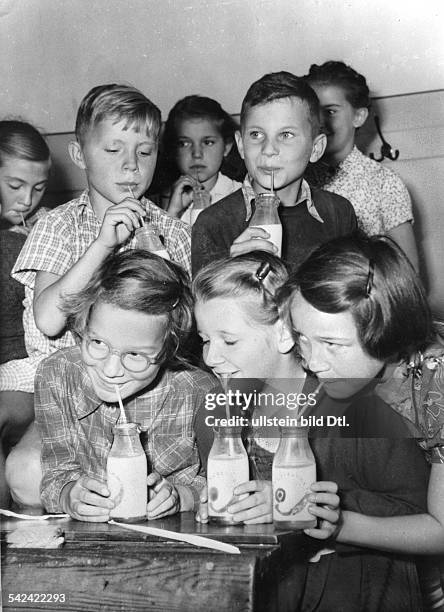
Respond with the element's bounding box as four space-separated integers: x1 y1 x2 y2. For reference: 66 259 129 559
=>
167 175 200 218
226 479 273 524
96 196 146 250
304 481 341 539
146 471 180 519
230 226 279 258
61 476 115 522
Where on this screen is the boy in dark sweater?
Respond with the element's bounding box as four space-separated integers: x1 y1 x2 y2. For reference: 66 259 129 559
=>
192 71 357 275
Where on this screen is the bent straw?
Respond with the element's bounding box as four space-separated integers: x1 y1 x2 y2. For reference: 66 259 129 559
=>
114 385 128 424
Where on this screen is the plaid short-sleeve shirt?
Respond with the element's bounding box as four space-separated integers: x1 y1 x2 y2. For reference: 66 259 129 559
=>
35 345 216 512
0 191 191 392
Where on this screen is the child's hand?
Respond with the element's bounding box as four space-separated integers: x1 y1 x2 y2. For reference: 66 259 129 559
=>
167 175 199 218
62 476 115 522
304 481 341 540
230 227 279 258
227 479 273 524
195 484 209 524
96 197 146 249
146 471 180 520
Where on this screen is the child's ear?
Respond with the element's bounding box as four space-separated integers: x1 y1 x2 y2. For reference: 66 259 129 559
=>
223 141 234 157
235 130 245 160
276 319 296 354
352 107 369 129
68 140 86 170
309 133 327 164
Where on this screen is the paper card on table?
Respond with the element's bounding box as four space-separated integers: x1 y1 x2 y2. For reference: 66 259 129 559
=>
109 520 241 554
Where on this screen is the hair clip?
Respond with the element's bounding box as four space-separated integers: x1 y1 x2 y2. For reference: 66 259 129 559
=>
365 259 375 297
255 262 271 283
171 297 179 309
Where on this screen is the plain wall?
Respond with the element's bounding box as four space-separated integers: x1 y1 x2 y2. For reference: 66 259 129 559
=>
0 0 443 129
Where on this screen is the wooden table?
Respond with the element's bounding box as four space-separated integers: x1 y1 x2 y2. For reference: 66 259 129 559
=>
1 513 311 611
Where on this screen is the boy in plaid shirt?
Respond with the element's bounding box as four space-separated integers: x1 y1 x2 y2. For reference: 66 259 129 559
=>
4 84 191 396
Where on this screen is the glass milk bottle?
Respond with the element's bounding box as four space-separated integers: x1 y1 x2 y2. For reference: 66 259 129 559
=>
272 426 316 529
207 427 249 524
135 224 170 260
249 193 282 256
189 185 211 225
107 423 148 522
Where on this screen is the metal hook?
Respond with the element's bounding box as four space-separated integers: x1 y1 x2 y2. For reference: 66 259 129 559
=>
369 115 399 162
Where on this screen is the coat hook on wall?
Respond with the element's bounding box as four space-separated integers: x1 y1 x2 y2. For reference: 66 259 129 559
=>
369 115 399 162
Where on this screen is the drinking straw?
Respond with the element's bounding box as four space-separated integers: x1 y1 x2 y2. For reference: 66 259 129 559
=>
271 169 274 195
114 384 128 424
128 185 145 228
298 382 323 418
20 212 26 230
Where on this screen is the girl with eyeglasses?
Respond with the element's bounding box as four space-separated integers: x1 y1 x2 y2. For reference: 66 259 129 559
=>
8 249 215 521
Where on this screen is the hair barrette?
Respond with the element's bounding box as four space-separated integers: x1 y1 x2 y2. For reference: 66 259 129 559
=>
365 259 375 297
171 297 180 309
255 262 271 282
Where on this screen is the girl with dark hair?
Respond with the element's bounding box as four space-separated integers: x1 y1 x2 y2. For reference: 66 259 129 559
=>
305 61 419 270
6 249 215 519
158 95 243 223
280 233 443 610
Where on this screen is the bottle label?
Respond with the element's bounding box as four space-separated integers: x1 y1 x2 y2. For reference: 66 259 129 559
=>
107 454 147 520
272 464 316 523
207 455 249 520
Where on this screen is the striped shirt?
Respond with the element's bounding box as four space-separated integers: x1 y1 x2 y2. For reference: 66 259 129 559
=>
0 191 191 392
35 345 216 513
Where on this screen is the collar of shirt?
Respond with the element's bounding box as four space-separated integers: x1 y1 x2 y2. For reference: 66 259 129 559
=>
241 176 324 224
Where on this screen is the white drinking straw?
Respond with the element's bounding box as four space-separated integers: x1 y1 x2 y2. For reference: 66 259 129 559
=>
114 384 128 424
20 212 26 230
271 169 274 194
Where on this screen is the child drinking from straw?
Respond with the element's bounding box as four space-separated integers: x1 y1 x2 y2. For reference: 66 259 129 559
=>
157 95 242 224
11 250 215 520
193 250 432 611
0 120 51 506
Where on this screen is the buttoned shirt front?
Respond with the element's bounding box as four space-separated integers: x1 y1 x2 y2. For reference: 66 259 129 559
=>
35 345 216 512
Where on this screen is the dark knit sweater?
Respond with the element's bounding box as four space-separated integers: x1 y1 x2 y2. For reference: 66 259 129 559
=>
191 187 357 275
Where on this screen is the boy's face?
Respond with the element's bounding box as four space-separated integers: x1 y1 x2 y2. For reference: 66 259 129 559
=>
236 98 325 200
81 301 167 404
310 84 368 163
71 118 158 212
0 156 50 226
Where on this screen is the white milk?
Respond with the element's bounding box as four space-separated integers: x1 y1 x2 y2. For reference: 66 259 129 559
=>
207 454 249 524
272 463 316 529
253 223 282 257
107 454 148 521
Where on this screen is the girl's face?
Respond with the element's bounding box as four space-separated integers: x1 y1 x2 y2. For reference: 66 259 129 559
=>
0 155 50 226
195 297 289 380
175 118 232 189
290 291 384 399
81 301 167 403
310 83 367 163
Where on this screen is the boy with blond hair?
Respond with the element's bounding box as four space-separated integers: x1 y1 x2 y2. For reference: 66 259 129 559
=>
3 84 191 397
